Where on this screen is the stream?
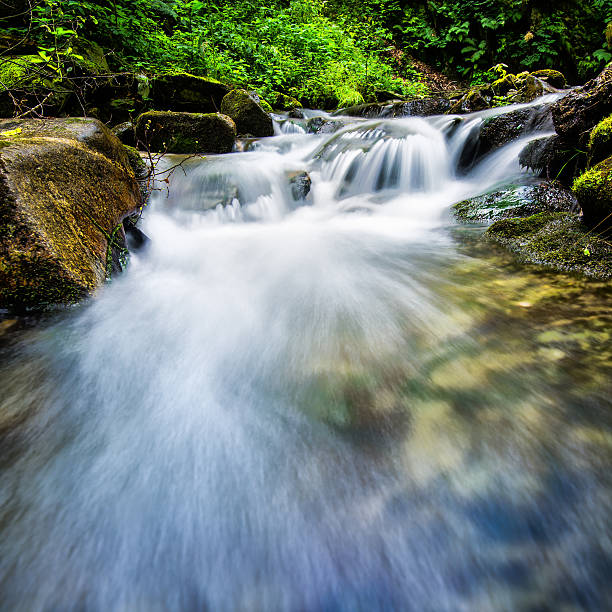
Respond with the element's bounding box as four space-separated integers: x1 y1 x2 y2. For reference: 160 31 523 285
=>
0 101 611 611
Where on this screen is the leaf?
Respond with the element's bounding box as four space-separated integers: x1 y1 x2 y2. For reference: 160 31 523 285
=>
583 246 591 257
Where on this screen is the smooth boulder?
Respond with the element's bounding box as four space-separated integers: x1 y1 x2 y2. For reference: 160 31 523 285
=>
135 111 236 154
220 89 275 137
0 118 141 310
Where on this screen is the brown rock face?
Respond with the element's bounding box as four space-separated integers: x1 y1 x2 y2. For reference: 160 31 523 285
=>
552 63 612 142
0 117 141 311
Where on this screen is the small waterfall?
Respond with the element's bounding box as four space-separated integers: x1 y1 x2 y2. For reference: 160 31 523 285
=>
2 95 608 612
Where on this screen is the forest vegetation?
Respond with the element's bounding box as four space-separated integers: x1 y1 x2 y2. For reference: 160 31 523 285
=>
1 0 612 109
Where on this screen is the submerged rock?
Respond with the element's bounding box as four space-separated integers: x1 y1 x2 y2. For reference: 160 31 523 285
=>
486 212 612 279
453 183 579 223
220 89 274 137
149 72 229 113
572 156 612 230
134 111 236 154
288 171 311 201
0 117 141 310
306 116 346 134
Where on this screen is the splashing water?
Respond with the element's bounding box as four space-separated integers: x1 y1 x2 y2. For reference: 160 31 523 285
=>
1 100 611 611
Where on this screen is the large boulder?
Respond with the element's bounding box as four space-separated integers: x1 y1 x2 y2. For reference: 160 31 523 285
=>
486 212 612 279
572 157 612 230
220 89 274 137
150 72 229 113
552 63 612 142
0 118 141 311
134 111 236 154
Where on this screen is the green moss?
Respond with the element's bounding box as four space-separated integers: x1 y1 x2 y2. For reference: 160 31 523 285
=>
530 69 566 89
220 89 274 137
486 212 612 279
572 157 612 228
272 92 303 111
588 115 612 165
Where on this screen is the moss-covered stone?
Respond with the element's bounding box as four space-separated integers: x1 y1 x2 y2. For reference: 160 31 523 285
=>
0 55 72 118
572 157 612 229
486 212 612 279
220 89 274 137
0 117 132 172
134 110 236 153
0 123 141 311
588 114 612 166
530 69 566 89
491 74 517 96
272 92 303 111
453 183 578 223
150 72 228 113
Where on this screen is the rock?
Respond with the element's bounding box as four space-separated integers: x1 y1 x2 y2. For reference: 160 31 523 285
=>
453 183 579 223
0 55 73 118
337 97 450 118
0 116 132 170
220 89 274 137
477 105 553 158
530 69 566 89
67 39 110 77
112 121 135 147
306 116 346 134
552 63 612 143
122 216 150 252
518 135 566 178
588 115 612 166
288 171 311 201
507 73 554 103
272 93 302 111
486 212 612 279
374 89 404 102
448 88 492 114
572 157 612 230
149 72 229 113
288 108 305 119
134 111 236 154
0 118 141 310
491 74 518 96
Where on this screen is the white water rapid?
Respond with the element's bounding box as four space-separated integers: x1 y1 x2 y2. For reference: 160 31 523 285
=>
1 99 611 611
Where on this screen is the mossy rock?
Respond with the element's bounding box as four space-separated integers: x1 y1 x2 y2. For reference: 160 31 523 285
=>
448 88 492 114
518 135 569 179
453 183 578 223
588 114 612 166
67 39 110 77
150 72 228 113
259 98 273 113
0 117 132 172
491 74 517 96
508 74 550 103
220 89 274 137
530 69 566 89
486 212 612 279
134 110 236 154
0 55 72 118
272 92 303 111
572 157 612 230
0 122 141 311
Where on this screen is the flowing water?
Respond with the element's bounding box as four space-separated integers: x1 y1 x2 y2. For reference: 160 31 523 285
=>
1 101 611 611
